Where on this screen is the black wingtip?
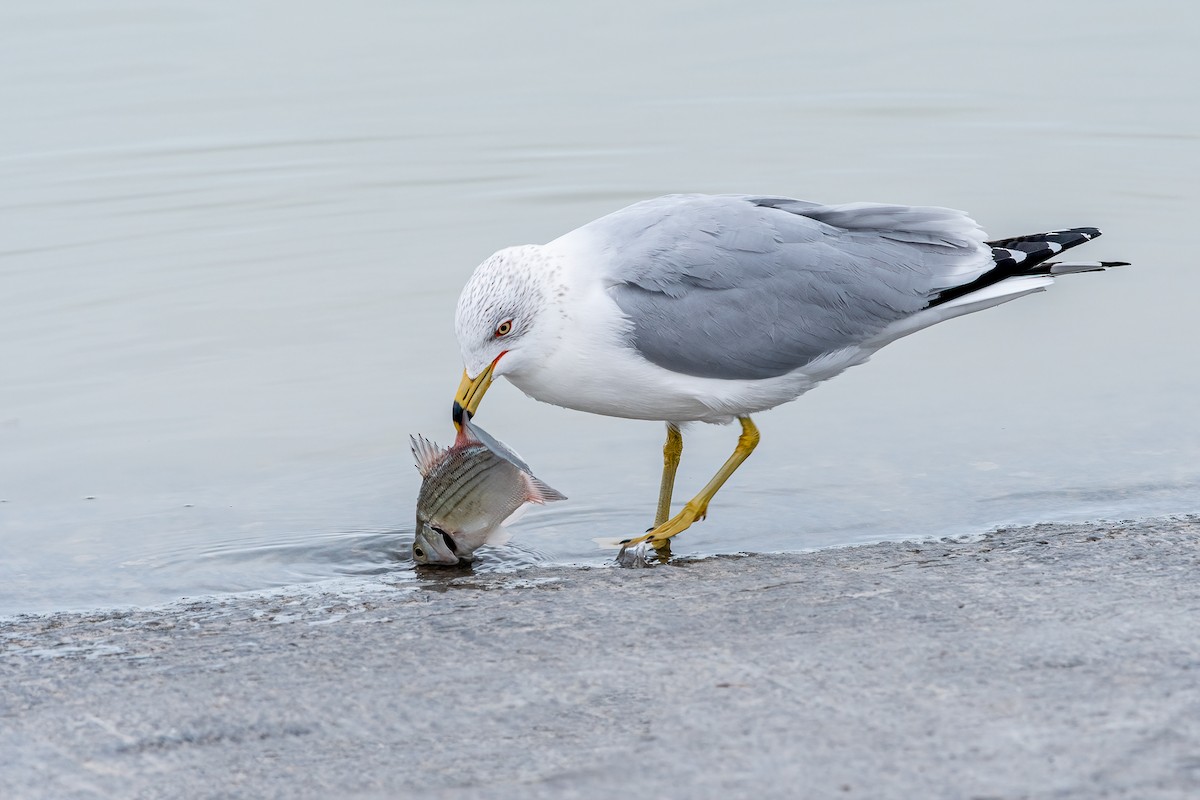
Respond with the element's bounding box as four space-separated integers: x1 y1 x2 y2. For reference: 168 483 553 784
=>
985 227 1104 248
928 227 1125 308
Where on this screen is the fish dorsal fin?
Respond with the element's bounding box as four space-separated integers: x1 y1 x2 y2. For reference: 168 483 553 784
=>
524 474 567 504
409 434 444 478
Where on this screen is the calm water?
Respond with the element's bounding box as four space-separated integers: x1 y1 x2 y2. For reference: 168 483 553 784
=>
2 1 1197 615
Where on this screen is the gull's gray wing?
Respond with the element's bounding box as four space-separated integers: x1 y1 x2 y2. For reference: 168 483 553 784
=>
587 194 990 380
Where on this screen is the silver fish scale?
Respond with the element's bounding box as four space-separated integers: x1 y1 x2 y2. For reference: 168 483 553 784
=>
430 444 495 514
419 444 528 526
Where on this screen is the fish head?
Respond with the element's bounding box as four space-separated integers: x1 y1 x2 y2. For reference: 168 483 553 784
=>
412 518 464 566
409 422 567 567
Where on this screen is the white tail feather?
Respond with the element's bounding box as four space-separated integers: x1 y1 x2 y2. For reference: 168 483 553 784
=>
866 275 1052 351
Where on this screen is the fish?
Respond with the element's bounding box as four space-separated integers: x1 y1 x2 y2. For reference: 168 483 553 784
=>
410 419 566 565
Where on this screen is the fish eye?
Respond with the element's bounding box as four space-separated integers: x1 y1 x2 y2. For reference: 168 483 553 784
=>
494 319 513 337
413 545 425 559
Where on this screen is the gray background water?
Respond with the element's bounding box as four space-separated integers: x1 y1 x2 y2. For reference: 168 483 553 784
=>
2 0 1196 616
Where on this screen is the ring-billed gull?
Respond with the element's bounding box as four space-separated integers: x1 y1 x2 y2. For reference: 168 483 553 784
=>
451 194 1127 550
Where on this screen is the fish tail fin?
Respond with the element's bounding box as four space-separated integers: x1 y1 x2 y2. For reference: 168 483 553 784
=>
525 474 567 504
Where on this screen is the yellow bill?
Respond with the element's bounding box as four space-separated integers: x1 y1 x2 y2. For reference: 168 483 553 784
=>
452 365 494 429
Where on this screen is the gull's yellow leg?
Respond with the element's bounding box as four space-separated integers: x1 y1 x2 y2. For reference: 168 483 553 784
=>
654 423 684 527
622 416 760 549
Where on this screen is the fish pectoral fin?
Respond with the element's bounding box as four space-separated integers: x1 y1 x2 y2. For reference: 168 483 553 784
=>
500 505 529 527
484 527 513 546
524 474 567 504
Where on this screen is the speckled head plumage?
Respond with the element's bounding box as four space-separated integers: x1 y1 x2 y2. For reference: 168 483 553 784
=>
454 245 563 381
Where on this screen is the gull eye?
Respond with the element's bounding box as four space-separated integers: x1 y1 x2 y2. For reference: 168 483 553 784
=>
494 319 513 337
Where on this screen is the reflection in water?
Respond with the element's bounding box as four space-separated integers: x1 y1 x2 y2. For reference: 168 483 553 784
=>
1 0 1198 615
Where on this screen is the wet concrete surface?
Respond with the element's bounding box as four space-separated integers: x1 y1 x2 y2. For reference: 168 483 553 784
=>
2 517 1199 799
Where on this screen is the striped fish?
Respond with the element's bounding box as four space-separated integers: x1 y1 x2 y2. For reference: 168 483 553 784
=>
410 420 565 565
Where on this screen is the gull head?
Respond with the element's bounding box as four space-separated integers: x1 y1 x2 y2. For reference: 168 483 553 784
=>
452 245 562 424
